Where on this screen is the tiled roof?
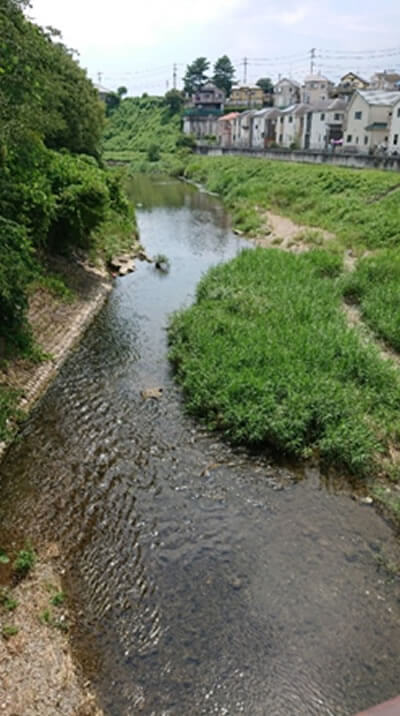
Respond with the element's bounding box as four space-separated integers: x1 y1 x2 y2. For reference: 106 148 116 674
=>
218 112 239 121
358 90 400 106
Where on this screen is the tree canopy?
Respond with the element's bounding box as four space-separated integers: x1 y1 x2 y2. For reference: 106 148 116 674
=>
256 77 274 94
213 55 235 96
183 57 210 96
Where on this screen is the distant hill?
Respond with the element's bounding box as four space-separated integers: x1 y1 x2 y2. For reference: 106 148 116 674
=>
103 96 183 155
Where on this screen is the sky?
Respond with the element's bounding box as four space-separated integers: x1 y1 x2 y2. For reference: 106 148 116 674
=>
28 0 400 95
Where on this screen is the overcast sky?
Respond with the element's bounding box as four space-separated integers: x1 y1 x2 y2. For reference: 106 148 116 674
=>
29 0 400 95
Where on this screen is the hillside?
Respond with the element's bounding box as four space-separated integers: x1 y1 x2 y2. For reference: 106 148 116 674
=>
103 96 183 157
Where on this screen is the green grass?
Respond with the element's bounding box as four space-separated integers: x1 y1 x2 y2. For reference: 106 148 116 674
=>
184 156 400 250
13 545 36 578
103 96 183 155
168 248 400 477
0 387 21 443
342 249 400 352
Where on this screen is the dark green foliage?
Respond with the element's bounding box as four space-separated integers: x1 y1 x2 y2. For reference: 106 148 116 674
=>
169 248 400 476
183 57 210 96
0 217 34 345
256 78 274 94
147 144 161 162
213 55 235 96
342 249 400 351
184 156 400 249
165 89 184 115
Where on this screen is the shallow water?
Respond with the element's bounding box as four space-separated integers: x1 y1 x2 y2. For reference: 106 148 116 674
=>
0 175 399 715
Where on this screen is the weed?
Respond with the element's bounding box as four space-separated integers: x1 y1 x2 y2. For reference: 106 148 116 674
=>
50 591 65 607
13 545 36 577
2 625 19 639
0 549 10 565
0 590 18 611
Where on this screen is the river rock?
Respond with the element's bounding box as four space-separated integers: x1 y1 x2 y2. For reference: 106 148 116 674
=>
141 387 163 400
109 254 136 275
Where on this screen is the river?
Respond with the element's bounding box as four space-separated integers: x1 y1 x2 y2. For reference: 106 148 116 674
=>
0 175 399 715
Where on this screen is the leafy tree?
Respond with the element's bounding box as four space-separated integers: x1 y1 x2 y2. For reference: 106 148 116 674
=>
213 55 235 96
256 77 274 95
165 89 184 115
183 57 210 96
117 86 128 98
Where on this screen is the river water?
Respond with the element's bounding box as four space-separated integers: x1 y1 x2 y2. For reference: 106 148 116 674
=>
0 175 399 715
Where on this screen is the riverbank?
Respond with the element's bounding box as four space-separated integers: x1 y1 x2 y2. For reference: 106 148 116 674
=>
0 258 112 463
0 257 113 715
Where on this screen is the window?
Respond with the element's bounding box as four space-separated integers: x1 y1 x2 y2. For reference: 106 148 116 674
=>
279 134 283 143
321 96 326 100
364 136 368 145
321 84 325 89
355 136 359 144
334 113 342 121
394 134 399 146
347 134 352 142
320 113 325 120
355 111 362 119
397 108 400 117
289 116 293 123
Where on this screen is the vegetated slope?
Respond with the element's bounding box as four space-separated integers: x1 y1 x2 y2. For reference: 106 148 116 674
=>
184 155 400 249
0 0 135 440
169 248 400 477
103 96 182 154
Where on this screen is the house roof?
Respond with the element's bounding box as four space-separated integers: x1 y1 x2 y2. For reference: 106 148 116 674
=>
281 102 311 116
357 90 400 106
200 81 221 92
327 98 347 111
253 107 281 118
218 112 239 121
94 83 112 94
231 85 263 91
340 72 368 84
274 77 300 88
303 74 332 84
371 72 400 83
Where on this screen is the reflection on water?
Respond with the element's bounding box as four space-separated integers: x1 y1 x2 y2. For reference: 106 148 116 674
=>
0 175 399 716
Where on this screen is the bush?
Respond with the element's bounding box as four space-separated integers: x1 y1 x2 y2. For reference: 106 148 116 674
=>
147 144 161 162
0 217 34 347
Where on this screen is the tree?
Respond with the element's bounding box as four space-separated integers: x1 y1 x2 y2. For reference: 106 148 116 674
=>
213 55 235 96
165 89 184 115
183 57 210 96
256 77 274 95
117 86 128 98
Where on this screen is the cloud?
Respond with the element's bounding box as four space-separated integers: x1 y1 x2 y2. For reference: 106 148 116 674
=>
274 7 309 25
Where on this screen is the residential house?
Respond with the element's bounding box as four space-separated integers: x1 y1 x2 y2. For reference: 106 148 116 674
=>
217 112 239 147
301 74 333 107
94 83 112 102
302 98 347 150
229 85 265 108
343 90 400 153
370 71 400 92
389 98 400 153
336 72 369 99
273 78 300 109
279 103 310 148
251 107 281 149
183 82 225 139
232 110 258 148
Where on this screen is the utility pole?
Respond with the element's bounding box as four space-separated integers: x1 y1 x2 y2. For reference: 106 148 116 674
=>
310 48 316 75
243 57 248 85
173 63 177 90
97 71 103 85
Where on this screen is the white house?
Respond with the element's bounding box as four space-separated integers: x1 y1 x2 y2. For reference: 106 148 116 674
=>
301 74 333 107
302 98 347 150
232 110 257 148
344 90 400 153
370 71 400 92
278 104 310 148
389 98 400 153
251 107 281 149
273 78 300 109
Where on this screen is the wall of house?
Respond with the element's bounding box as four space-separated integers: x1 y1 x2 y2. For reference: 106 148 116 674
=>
345 96 392 152
301 82 331 106
282 113 303 147
183 117 219 138
309 111 328 150
389 102 400 152
274 82 299 109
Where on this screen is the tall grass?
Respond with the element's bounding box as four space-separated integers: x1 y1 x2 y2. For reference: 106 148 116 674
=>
342 248 400 351
168 248 400 476
184 156 400 249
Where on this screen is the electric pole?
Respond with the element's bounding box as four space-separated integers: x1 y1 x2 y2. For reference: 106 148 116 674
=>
97 71 103 85
243 57 248 85
310 48 316 75
173 63 177 90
